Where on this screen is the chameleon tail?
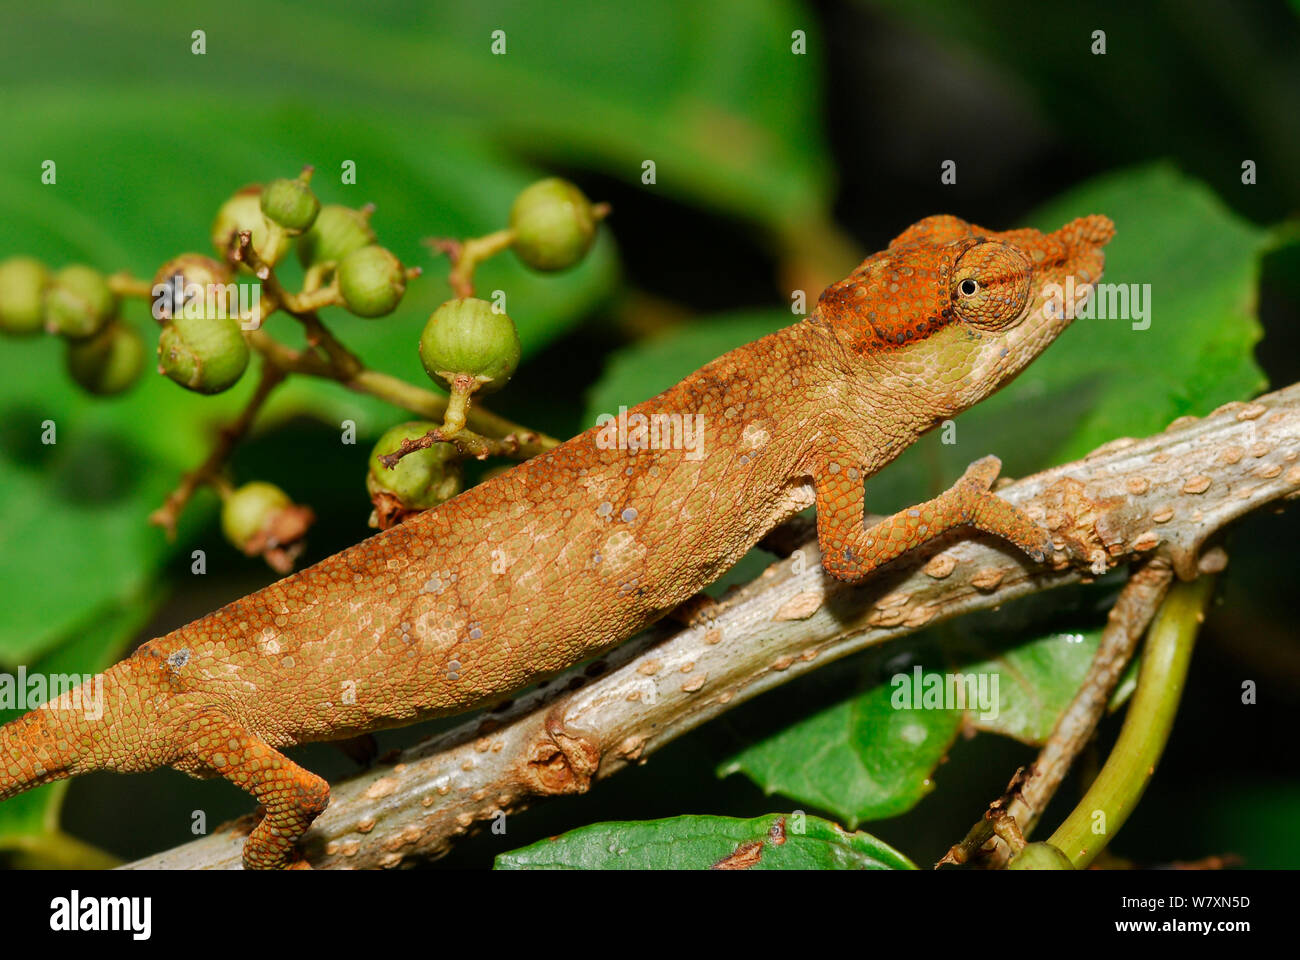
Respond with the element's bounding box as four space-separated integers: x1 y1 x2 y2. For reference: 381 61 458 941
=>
0 675 110 800
0 709 79 799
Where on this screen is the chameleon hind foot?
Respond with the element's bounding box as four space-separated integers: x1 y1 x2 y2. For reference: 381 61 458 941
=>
176 707 330 870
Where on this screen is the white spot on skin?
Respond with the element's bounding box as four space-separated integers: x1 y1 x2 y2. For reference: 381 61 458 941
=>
621 507 637 522
168 648 190 669
597 501 613 517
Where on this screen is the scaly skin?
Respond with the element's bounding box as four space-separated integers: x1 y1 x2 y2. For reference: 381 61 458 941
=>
0 214 1114 868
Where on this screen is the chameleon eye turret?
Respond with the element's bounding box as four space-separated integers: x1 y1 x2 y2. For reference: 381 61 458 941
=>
948 240 1033 329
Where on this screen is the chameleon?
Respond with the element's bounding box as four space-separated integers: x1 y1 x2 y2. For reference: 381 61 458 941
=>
0 213 1114 868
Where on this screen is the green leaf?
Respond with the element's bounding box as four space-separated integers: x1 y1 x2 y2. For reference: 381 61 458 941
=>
2 0 831 235
718 636 961 827
1018 162 1269 461
583 310 791 426
495 813 915 870
720 585 1145 826
952 628 1141 743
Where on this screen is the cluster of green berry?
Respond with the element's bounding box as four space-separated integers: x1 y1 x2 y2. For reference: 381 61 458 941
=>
366 177 603 527
0 257 143 395
1 165 604 567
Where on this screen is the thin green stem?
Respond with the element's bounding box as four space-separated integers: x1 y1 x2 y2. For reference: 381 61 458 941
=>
433 228 517 299
1046 576 1214 869
0 830 121 870
149 360 287 537
107 272 154 300
440 374 477 436
347 369 557 457
281 284 342 315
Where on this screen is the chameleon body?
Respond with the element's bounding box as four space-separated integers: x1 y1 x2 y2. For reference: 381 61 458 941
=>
0 214 1113 867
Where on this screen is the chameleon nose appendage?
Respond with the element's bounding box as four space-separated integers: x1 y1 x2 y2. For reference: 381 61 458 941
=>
1062 214 1116 250
1037 215 1115 300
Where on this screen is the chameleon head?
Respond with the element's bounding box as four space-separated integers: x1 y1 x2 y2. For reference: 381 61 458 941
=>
816 213 1115 417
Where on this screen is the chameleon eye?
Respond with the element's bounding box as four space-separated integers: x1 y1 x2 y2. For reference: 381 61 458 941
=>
950 241 1032 328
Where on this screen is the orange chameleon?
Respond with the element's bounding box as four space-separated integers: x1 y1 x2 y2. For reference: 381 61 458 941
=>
0 214 1114 868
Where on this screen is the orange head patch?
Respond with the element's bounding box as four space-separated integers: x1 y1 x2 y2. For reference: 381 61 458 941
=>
816 214 1115 354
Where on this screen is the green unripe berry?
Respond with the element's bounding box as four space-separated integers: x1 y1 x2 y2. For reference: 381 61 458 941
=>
211 185 291 264
44 265 118 339
151 254 233 323
158 312 249 394
367 422 463 515
1006 843 1074 871
65 322 145 396
260 176 320 233
221 481 291 552
0 257 50 335
509 177 597 272
337 245 406 317
419 298 520 393
296 204 376 268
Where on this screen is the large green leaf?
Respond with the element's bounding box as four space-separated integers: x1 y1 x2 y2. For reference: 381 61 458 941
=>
495 813 915 869
1015 162 1269 460
718 638 962 826
1 0 831 236
583 309 792 426
960 629 1111 744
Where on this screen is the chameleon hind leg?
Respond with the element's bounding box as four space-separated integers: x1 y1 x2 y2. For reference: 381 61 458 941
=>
173 707 329 869
815 453 1051 583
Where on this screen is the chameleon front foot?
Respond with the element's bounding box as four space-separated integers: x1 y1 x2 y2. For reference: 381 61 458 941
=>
952 456 1053 563
815 452 1051 583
